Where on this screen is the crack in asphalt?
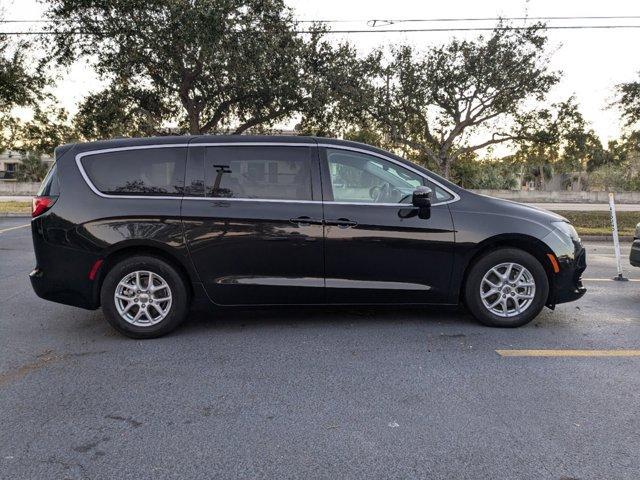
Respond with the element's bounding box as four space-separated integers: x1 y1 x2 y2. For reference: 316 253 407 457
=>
0 349 108 387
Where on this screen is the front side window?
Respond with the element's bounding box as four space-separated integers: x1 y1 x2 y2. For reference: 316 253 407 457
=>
326 149 423 204
204 146 313 201
81 147 187 196
326 149 454 204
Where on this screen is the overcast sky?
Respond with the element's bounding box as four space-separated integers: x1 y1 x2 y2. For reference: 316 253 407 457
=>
3 0 640 149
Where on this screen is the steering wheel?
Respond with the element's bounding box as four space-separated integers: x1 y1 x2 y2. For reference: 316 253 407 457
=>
371 182 391 203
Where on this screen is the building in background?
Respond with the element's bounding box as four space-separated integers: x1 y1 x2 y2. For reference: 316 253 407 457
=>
0 151 54 181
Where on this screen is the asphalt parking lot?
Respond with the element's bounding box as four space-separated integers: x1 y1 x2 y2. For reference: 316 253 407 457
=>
1 216 640 480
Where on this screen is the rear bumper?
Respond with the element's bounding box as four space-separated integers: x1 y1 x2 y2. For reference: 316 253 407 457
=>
30 266 98 310
30 218 100 310
550 245 587 306
630 239 640 267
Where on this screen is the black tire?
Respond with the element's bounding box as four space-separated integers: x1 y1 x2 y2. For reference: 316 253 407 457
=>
100 255 190 338
464 248 549 328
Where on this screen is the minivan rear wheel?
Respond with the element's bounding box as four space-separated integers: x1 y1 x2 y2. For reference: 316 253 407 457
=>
464 248 549 328
101 255 189 338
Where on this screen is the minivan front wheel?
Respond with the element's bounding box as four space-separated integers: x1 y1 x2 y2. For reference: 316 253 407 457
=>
101 255 189 338
464 248 549 328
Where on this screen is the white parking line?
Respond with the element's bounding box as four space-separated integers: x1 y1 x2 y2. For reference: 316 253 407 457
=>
583 278 640 282
497 349 640 357
0 224 29 234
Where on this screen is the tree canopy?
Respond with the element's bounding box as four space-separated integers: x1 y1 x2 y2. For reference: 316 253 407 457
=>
0 30 49 149
314 23 560 178
44 0 356 137
615 75 640 127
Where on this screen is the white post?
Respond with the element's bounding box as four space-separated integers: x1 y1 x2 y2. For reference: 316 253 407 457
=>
608 192 628 281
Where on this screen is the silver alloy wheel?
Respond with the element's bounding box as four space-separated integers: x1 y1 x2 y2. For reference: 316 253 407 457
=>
479 262 536 318
114 270 172 327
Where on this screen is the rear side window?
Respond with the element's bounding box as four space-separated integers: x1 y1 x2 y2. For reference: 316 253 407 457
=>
204 146 313 200
37 163 60 196
81 147 187 196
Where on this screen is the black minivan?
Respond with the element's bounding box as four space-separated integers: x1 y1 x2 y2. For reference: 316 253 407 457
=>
30 136 586 338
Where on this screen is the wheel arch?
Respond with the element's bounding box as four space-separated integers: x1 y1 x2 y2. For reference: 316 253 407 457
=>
458 234 557 306
92 241 196 308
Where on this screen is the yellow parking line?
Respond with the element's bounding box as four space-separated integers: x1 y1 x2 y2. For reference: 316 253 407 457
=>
496 349 640 357
0 223 29 234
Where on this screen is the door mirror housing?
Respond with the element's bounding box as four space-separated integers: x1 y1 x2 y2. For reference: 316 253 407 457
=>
412 186 432 208
411 186 432 219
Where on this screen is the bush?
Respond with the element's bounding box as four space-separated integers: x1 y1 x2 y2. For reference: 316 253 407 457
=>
589 164 640 191
451 158 519 189
16 152 48 182
554 210 637 236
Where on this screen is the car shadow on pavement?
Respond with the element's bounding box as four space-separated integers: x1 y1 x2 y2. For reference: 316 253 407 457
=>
176 304 479 336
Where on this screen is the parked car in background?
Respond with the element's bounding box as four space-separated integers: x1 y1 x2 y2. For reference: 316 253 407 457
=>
631 223 640 267
30 136 587 338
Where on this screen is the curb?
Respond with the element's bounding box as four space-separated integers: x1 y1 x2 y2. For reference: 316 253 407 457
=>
580 235 634 242
0 213 31 218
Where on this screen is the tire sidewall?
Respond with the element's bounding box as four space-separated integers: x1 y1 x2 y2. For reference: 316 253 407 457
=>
465 248 549 328
101 256 189 338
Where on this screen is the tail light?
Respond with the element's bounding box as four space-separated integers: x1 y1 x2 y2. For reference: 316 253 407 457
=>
32 196 57 218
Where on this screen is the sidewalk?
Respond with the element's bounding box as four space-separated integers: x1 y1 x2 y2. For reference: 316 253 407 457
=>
0 196 33 202
527 203 640 212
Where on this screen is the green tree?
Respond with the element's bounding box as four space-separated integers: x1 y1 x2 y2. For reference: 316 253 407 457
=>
45 0 354 137
450 155 519 190
614 74 640 127
73 83 170 139
14 104 76 156
16 152 48 182
514 98 605 189
324 22 560 178
0 29 48 148
590 131 640 191
342 127 386 149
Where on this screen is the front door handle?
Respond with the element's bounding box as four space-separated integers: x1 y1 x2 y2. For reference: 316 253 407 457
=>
289 216 323 227
327 218 358 229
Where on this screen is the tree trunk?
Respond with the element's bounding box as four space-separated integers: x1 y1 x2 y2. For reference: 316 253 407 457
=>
440 156 451 179
188 110 200 135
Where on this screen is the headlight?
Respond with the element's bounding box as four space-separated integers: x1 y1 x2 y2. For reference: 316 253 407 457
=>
552 221 580 244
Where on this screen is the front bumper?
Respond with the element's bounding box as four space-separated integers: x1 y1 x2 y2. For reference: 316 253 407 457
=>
551 245 587 305
630 239 640 267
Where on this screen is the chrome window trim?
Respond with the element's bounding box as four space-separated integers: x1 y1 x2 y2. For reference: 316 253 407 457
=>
74 142 461 206
182 197 320 204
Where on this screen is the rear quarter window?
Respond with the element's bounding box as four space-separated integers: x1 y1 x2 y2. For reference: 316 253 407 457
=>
37 163 60 196
80 147 187 196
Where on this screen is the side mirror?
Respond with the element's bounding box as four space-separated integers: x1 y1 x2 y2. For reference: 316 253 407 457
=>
412 186 432 208
412 186 432 219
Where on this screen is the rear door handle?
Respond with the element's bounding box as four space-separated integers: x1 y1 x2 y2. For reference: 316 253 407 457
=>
289 216 323 227
327 218 358 229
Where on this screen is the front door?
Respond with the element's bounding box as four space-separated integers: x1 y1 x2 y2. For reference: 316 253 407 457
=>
181 144 325 305
320 147 456 304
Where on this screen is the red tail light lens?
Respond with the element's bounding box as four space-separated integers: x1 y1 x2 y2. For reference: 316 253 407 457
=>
32 196 57 218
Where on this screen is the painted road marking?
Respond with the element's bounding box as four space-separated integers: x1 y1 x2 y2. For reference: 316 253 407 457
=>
583 278 640 282
0 224 29 234
496 349 640 357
